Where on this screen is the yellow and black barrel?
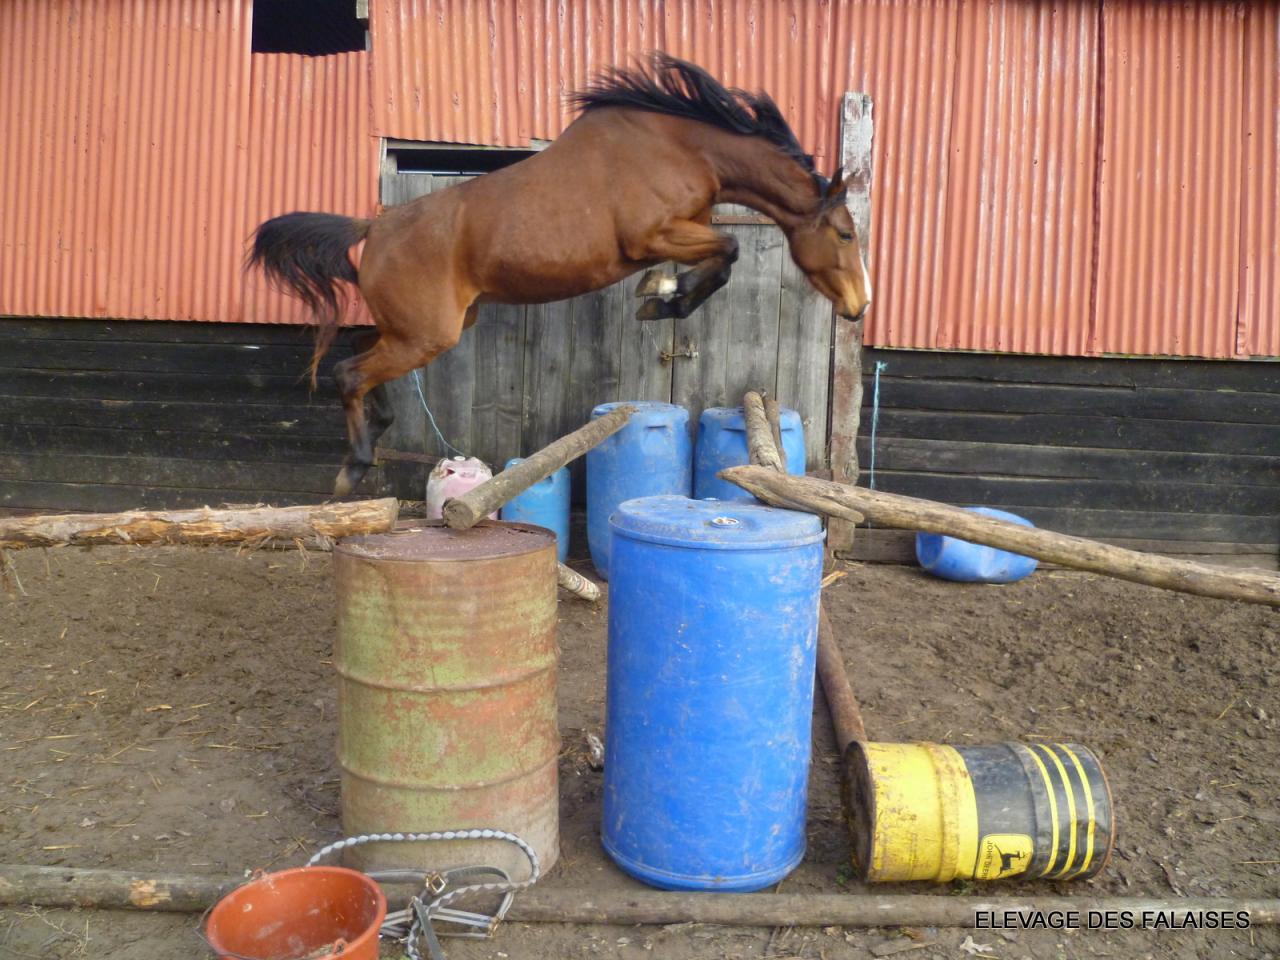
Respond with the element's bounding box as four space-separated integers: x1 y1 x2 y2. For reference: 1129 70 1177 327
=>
843 741 1116 883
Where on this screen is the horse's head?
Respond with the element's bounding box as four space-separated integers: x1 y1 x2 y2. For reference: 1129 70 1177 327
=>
785 169 872 322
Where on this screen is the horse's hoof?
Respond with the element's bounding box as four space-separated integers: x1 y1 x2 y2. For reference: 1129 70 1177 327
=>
635 268 677 298
333 469 356 498
636 297 675 322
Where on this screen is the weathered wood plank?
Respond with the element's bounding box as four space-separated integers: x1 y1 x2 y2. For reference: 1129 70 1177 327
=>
618 269 675 404
522 297 577 455
776 253 834 470
0 479 387 513
0 339 348 377
0 395 342 437
864 347 1280 393
864 377 1280 425
829 92 874 555
864 470 1280 516
469 303 527 468
0 453 339 495
866 409 1280 455
0 423 348 464
0 368 337 405
855 436 1280 486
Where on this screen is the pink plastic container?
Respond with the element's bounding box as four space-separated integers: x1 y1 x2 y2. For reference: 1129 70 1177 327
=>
426 456 496 519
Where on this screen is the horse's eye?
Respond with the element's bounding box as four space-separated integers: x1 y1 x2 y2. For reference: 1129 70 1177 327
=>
837 231 853 244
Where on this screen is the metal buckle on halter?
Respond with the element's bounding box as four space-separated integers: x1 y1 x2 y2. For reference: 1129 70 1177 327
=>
424 872 448 896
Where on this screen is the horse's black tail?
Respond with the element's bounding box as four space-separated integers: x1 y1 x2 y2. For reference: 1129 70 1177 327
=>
247 212 372 386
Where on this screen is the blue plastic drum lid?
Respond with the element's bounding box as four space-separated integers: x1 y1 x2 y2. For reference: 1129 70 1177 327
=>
585 402 692 580
915 507 1039 584
693 406 806 502
499 458 570 564
604 496 824 892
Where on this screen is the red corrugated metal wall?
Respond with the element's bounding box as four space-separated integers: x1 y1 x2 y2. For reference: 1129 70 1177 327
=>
1094 1 1245 357
367 0 1279 359
0 0 1275 355
0 0 376 325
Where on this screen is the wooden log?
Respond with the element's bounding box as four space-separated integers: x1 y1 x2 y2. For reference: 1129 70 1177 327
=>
719 466 1280 608
818 605 867 746
558 563 601 602
443 405 635 531
0 499 399 551
0 864 241 912
742 393 786 473
763 395 785 454
1 865 1277 927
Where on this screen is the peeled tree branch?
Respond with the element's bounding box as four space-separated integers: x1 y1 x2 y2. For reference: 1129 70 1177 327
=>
718 466 1280 608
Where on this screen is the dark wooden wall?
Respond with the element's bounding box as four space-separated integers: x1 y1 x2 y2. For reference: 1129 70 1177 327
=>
0 318 413 513
852 349 1280 568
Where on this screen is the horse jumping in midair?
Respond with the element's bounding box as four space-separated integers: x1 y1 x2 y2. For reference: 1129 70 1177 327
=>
249 54 872 496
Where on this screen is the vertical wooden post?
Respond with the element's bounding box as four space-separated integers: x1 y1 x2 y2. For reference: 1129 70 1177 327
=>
827 93 873 557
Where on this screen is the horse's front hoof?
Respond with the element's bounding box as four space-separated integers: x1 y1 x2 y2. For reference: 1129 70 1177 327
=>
635 267 677 298
636 297 675 322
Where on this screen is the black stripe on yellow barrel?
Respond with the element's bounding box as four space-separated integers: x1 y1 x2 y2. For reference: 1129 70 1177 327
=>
1033 743 1080 877
1057 744 1097 878
955 744 1043 881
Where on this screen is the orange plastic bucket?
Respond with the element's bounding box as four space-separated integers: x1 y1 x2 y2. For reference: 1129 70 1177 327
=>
205 866 386 960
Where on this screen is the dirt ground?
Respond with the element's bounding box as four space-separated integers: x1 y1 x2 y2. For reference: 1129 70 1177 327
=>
0 533 1277 960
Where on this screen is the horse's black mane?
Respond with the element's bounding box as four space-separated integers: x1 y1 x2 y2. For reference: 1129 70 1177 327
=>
571 53 828 191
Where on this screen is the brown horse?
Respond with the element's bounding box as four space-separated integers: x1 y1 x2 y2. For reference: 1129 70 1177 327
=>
249 54 872 496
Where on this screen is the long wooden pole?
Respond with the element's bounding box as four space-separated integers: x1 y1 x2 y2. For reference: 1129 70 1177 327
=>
0 499 400 551
746 392 867 747
1 865 1276 927
443 405 635 531
720 466 1280 608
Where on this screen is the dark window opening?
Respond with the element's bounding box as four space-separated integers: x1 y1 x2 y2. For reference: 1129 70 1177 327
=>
390 146 540 176
252 0 366 56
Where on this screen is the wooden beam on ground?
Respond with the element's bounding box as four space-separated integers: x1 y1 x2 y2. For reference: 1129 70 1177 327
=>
443 405 635 531
1 865 1277 927
0 499 399 551
720 466 1280 608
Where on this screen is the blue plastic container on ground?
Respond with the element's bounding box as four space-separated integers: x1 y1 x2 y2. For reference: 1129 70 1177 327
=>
499 457 570 563
693 406 806 501
586 402 692 579
603 495 825 891
914 507 1039 583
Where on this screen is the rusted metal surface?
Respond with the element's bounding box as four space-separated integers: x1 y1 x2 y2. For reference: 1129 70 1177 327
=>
1242 2 1280 359
239 52 378 325
1094 1 1247 358
333 520 560 876
936 0 1099 356
0 1 374 324
2 0 1276 356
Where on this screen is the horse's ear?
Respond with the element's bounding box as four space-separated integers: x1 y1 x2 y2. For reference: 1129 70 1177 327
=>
825 166 846 198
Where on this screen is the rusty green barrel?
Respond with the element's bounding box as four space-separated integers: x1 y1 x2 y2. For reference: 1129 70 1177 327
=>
333 520 560 877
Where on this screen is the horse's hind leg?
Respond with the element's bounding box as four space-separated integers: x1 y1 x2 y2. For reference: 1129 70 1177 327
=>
331 331 455 496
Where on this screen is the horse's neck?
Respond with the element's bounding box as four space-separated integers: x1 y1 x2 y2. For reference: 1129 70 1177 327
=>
709 138 820 229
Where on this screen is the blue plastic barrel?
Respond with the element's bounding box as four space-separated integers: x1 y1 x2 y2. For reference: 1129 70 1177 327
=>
915 507 1039 584
603 496 825 891
693 406 806 501
499 457 570 563
586 402 692 579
